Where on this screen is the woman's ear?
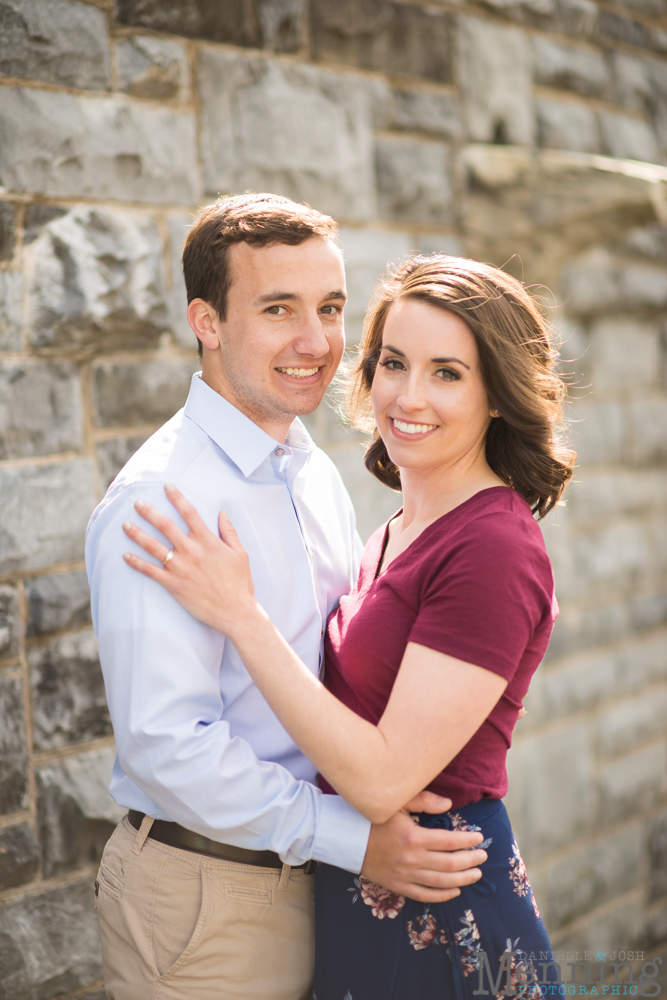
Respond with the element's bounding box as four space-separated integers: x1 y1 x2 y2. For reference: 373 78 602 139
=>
187 299 221 351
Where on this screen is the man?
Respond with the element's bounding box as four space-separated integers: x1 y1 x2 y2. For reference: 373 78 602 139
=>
86 193 487 1000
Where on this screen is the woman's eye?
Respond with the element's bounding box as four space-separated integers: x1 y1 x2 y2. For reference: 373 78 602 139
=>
436 367 460 381
379 358 405 371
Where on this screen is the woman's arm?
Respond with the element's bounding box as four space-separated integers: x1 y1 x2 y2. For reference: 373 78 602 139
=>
123 485 507 825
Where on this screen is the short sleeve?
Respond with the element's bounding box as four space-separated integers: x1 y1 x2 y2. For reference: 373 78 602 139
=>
408 512 554 681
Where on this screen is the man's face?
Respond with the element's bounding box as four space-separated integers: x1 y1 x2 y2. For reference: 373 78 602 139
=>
201 237 347 439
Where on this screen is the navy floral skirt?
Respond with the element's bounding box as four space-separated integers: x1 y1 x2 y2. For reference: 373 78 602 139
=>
313 798 559 1000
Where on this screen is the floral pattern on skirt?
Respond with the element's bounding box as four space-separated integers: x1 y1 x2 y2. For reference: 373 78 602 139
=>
313 798 557 1000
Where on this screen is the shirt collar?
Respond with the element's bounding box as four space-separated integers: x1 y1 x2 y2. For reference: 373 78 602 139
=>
183 374 315 478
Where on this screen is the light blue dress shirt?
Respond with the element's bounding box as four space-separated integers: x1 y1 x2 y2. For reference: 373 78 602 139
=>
86 374 371 871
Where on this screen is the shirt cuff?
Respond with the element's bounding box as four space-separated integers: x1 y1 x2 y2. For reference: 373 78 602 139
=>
310 793 371 874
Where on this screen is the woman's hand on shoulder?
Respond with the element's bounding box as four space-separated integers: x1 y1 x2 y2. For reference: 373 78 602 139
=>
122 483 259 638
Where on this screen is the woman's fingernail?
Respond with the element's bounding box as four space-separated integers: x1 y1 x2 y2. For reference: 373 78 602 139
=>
135 500 144 510
123 553 131 561
165 483 175 493
122 522 132 532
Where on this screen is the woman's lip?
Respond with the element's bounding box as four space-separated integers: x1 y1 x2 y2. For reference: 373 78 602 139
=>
389 417 439 440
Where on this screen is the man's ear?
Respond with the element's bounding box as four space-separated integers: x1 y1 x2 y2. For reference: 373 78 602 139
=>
188 299 221 351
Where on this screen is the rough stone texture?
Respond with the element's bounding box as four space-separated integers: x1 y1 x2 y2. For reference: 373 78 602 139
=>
22 203 67 245
116 35 190 102
26 570 91 636
28 629 111 752
0 878 103 1000
533 36 611 99
457 15 535 145
26 205 169 352
116 0 304 53
0 0 111 90
382 87 462 140
376 137 453 225
0 86 199 203
337 227 413 344
0 823 39 892
96 433 151 490
0 584 20 659
167 212 195 349
36 745 124 878
92 359 195 427
0 361 83 460
537 97 601 153
197 50 375 221
0 674 29 815
0 201 15 262
588 318 661 393
0 459 97 575
599 110 660 164
560 249 667 317
649 810 667 902
311 0 451 82
0 270 23 352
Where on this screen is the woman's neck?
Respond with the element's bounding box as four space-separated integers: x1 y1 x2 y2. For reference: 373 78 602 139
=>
398 454 504 532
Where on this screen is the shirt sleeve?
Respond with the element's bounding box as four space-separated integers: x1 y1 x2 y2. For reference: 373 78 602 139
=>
86 480 370 872
408 511 553 681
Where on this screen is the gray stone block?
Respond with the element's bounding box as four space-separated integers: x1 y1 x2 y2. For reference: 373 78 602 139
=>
337 226 413 344
532 822 643 931
599 7 650 49
598 742 667 825
415 233 464 256
311 0 451 82
29 628 111 752
475 0 558 27
384 87 462 140
648 809 667 902
597 687 667 759
0 270 23 351
537 97 601 153
599 110 660 164
96 433 151 490
325 442 401 543
0 458 97 575
561 249 667 316
197 49 375 221
0 361 84 460
589 318 661 393
629 396 667 464
555 0 599 41
456 15 535 145
26 570 91 636
26 205 169 352
376 136 453 225
23 203 67 245
0 0 111 90
36 745 124 878
548 593 667 661
533 36 611 99
0 823 39 891
0 86 199 203
621 222 667 261
116 0 304 52
0 878 103 1000
167 212 195 349
116 35 190 102
0 673 29 815
0 200 15 261
92 360 195 427
0 584 20 658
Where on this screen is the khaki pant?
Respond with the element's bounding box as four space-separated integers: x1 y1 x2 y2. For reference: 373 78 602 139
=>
95 816 315 1000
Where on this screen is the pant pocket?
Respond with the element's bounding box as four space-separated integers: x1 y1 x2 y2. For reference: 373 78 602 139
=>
152 856 208 981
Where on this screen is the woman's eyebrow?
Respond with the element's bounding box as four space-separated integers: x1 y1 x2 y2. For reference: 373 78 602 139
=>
381 344 470 370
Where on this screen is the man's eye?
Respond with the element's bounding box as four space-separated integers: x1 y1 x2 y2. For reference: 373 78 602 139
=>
266 305 287 315
320 305 340 315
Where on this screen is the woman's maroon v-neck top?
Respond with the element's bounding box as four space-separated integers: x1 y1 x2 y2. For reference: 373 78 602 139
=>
319 486 557 808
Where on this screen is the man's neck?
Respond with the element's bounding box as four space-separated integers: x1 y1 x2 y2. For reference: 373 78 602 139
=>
199 370 294 443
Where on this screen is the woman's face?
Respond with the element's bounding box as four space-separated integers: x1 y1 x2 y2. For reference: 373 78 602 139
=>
371 297 494 477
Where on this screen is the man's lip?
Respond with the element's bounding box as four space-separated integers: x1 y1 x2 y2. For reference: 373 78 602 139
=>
389 416 439 440
275 365 325 383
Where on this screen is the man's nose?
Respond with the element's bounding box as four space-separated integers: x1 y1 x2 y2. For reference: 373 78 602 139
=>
292 313 331 358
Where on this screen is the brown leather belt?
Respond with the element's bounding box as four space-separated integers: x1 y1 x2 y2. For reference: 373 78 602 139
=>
128 811 314 872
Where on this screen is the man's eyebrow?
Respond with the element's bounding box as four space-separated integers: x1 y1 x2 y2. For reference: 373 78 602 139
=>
255 289 347 305
381 344 470 370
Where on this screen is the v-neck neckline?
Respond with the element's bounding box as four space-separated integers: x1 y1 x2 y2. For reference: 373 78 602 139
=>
373 486 513 582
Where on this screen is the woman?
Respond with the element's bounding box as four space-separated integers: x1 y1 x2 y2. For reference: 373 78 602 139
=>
123 255 575 1000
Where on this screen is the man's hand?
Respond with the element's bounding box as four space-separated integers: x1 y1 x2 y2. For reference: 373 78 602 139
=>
360 791 487 903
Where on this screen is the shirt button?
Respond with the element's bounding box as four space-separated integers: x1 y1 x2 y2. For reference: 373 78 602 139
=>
275 448 284 456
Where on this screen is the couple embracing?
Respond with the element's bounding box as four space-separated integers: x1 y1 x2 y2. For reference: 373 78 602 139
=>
86 193 574 1000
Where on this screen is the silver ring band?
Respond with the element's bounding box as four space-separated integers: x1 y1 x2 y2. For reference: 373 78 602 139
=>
162 549 174 567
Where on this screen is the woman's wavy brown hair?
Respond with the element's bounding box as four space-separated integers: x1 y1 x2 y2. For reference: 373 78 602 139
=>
346 255 575 519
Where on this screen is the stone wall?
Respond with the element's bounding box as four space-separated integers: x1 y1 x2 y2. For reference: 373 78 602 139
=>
0 0 666 995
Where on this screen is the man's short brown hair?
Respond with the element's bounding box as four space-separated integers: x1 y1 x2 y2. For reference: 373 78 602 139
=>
182 193 339 356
